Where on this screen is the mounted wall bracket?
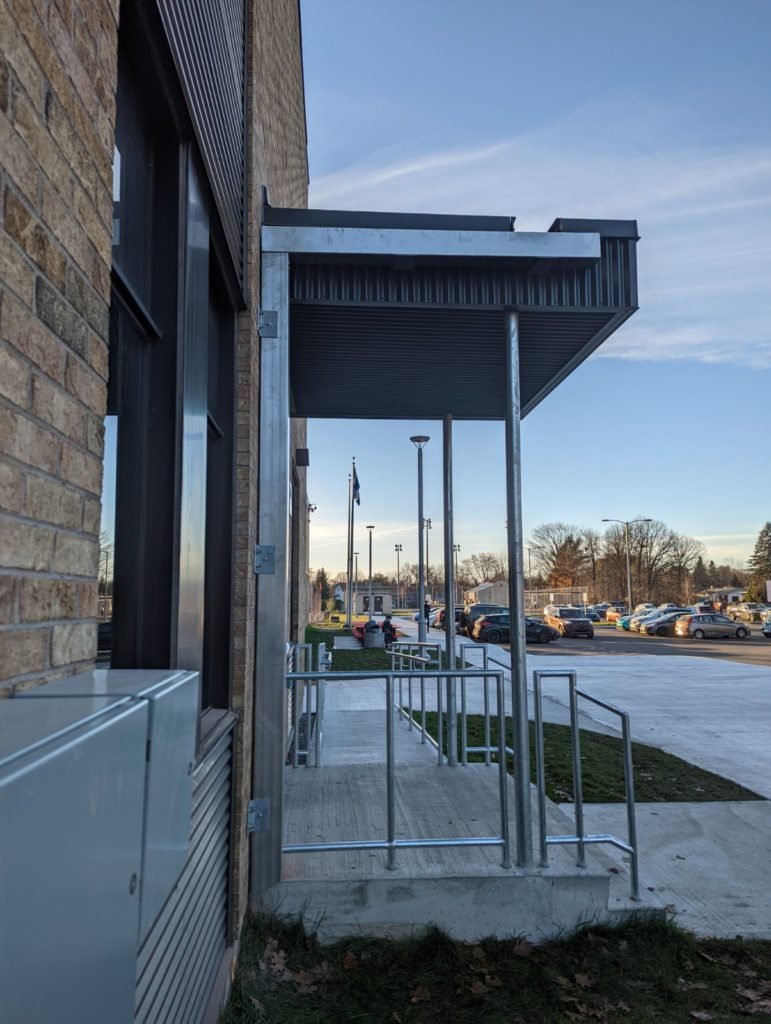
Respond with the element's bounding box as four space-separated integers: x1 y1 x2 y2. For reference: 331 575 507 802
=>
248 799 270 833
253 545 275 574
258 310 278 337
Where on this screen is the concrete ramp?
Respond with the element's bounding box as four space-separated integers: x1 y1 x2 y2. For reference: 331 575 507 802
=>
266 759 658 942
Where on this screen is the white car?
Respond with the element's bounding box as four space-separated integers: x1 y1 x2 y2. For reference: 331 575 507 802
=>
412 608 439 626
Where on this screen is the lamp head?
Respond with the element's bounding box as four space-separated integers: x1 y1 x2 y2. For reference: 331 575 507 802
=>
410 435 430 448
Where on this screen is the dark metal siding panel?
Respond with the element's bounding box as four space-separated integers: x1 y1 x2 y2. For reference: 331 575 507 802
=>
289 241 637 312
288 305 615 420
157 0 245 280
135 728 233 1024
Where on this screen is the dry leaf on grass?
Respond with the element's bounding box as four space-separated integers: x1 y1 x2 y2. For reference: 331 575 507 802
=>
342 952 358 970
689 1012 713 1022
575 973 594 989
512 938 535 958
410 985 430 1004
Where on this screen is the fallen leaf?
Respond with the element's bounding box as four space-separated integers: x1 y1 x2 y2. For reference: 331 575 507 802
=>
616 1001 631 1013
743 1002 771 1015
343 952 358 970
512 938 535 958
689 1013 713 1022
470 979 488 995
293 970 319 994
555 976 573 989
575 973 594 989
410 985 430 1004
586 932 608 946
471 945 486 961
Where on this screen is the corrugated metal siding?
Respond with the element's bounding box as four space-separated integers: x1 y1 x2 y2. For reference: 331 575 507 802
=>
288 305 616 420
135 726 233 1024
157 0 245 280
290 238 637 311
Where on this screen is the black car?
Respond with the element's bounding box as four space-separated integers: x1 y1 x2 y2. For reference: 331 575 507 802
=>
762 619 771 641
471 613 559 645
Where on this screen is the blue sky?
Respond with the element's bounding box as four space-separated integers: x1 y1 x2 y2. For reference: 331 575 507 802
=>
300 0 771 576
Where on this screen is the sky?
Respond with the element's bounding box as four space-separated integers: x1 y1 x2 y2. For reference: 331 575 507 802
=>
299 0 771 578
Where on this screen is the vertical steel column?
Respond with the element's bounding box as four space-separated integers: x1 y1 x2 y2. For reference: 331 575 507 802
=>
251 251 291 904
416 446 426 644
504 311 534 868
443 415 457 766
345 474 353 626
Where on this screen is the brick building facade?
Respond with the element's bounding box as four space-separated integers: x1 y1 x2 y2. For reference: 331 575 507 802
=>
2 1 309 1019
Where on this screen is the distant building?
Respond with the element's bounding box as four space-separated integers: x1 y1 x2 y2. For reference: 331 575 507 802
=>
464 581 510 606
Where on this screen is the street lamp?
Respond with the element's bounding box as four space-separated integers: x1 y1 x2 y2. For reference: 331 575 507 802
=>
423 517 432 597
601 518 653 613
366 526 375 617
394 543 402 608
410 435 430 642
453 543 460 603
353 551 359 612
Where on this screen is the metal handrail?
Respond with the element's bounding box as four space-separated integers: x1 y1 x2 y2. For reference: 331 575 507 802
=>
286 643 328 767
532 669 640 900
283 668 511 870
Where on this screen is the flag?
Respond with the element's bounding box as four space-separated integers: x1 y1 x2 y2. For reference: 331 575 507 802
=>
352 465 361 505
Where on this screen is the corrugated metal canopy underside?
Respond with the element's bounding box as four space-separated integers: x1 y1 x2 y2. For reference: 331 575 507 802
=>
277 211 639 420
290 304 632 420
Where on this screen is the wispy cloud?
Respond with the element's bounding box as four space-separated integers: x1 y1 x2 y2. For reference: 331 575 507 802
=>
310 103 771 369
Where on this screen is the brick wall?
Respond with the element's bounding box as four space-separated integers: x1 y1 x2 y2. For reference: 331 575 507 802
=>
0 0 119 696
228 0 309 934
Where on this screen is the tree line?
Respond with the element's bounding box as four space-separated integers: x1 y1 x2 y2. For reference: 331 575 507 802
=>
312 521 771 607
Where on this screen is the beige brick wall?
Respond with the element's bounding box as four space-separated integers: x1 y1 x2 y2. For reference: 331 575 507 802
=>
0 0 118 696
228 0 309 935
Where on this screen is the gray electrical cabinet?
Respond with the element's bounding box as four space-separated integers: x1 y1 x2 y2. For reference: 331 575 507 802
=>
1 668 200 1024
0 695 148 1024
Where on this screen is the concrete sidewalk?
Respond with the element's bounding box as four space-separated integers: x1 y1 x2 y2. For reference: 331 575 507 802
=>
388 617 771 937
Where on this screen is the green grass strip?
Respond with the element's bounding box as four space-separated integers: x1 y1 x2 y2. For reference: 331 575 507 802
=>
419 712 763 804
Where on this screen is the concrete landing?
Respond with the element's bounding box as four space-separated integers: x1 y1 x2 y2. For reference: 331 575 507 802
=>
268 672 657 942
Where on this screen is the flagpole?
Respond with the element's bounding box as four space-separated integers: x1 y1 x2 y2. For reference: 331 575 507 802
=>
345 472 353 626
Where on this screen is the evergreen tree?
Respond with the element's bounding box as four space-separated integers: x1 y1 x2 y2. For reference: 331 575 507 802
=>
706 560 719 587
745 522 771 601
314 567 330 603
691 555 709 593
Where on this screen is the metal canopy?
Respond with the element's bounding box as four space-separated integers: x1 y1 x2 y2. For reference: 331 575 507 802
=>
261 207 638 420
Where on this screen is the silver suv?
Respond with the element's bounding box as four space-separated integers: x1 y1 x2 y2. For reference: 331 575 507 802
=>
727 602 765 622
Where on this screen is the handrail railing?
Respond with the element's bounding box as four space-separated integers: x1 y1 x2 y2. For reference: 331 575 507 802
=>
282 668 511 870
286 642 328 767
532 669 640 900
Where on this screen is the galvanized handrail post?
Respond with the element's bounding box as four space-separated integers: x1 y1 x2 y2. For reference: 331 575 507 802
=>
533 671 548 867
386 673 396 870
495 670 512 869
568 673 586 867
621 712 640 900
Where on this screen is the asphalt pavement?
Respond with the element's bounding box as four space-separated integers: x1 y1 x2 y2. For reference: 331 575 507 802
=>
506 622 771 669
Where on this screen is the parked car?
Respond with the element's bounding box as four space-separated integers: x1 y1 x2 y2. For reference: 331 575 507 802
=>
761 619 771 640
412 607 439 626
583 607 601 622
674 614 751 640
606 606 628 623
726 602 766 623
471 613 560 645
631 606 691 632
615 613 634 630
462 603 507 637
435 605 463 630
543 606 594 638
633 602 656 615
641 611 691 637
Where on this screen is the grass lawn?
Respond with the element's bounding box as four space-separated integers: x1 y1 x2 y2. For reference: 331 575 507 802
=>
420 713 763 804
221 913 771 1024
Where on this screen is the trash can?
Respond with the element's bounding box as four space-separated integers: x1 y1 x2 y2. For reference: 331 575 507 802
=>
363 619 385 649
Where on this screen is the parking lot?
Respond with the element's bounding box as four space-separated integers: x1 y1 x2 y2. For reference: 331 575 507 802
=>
507 623 771 669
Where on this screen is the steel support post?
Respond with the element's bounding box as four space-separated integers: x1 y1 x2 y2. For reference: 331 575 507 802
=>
504 311 534 868
417 446 426 644
443 415 457 765
251 251 291 903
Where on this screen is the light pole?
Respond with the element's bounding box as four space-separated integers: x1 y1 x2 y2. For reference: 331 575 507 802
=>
424 517 432 598
410 435 430 642
366 526 375 617
601 518 652 613
353 551 359 613
453 543 460 604
394 543 402 608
